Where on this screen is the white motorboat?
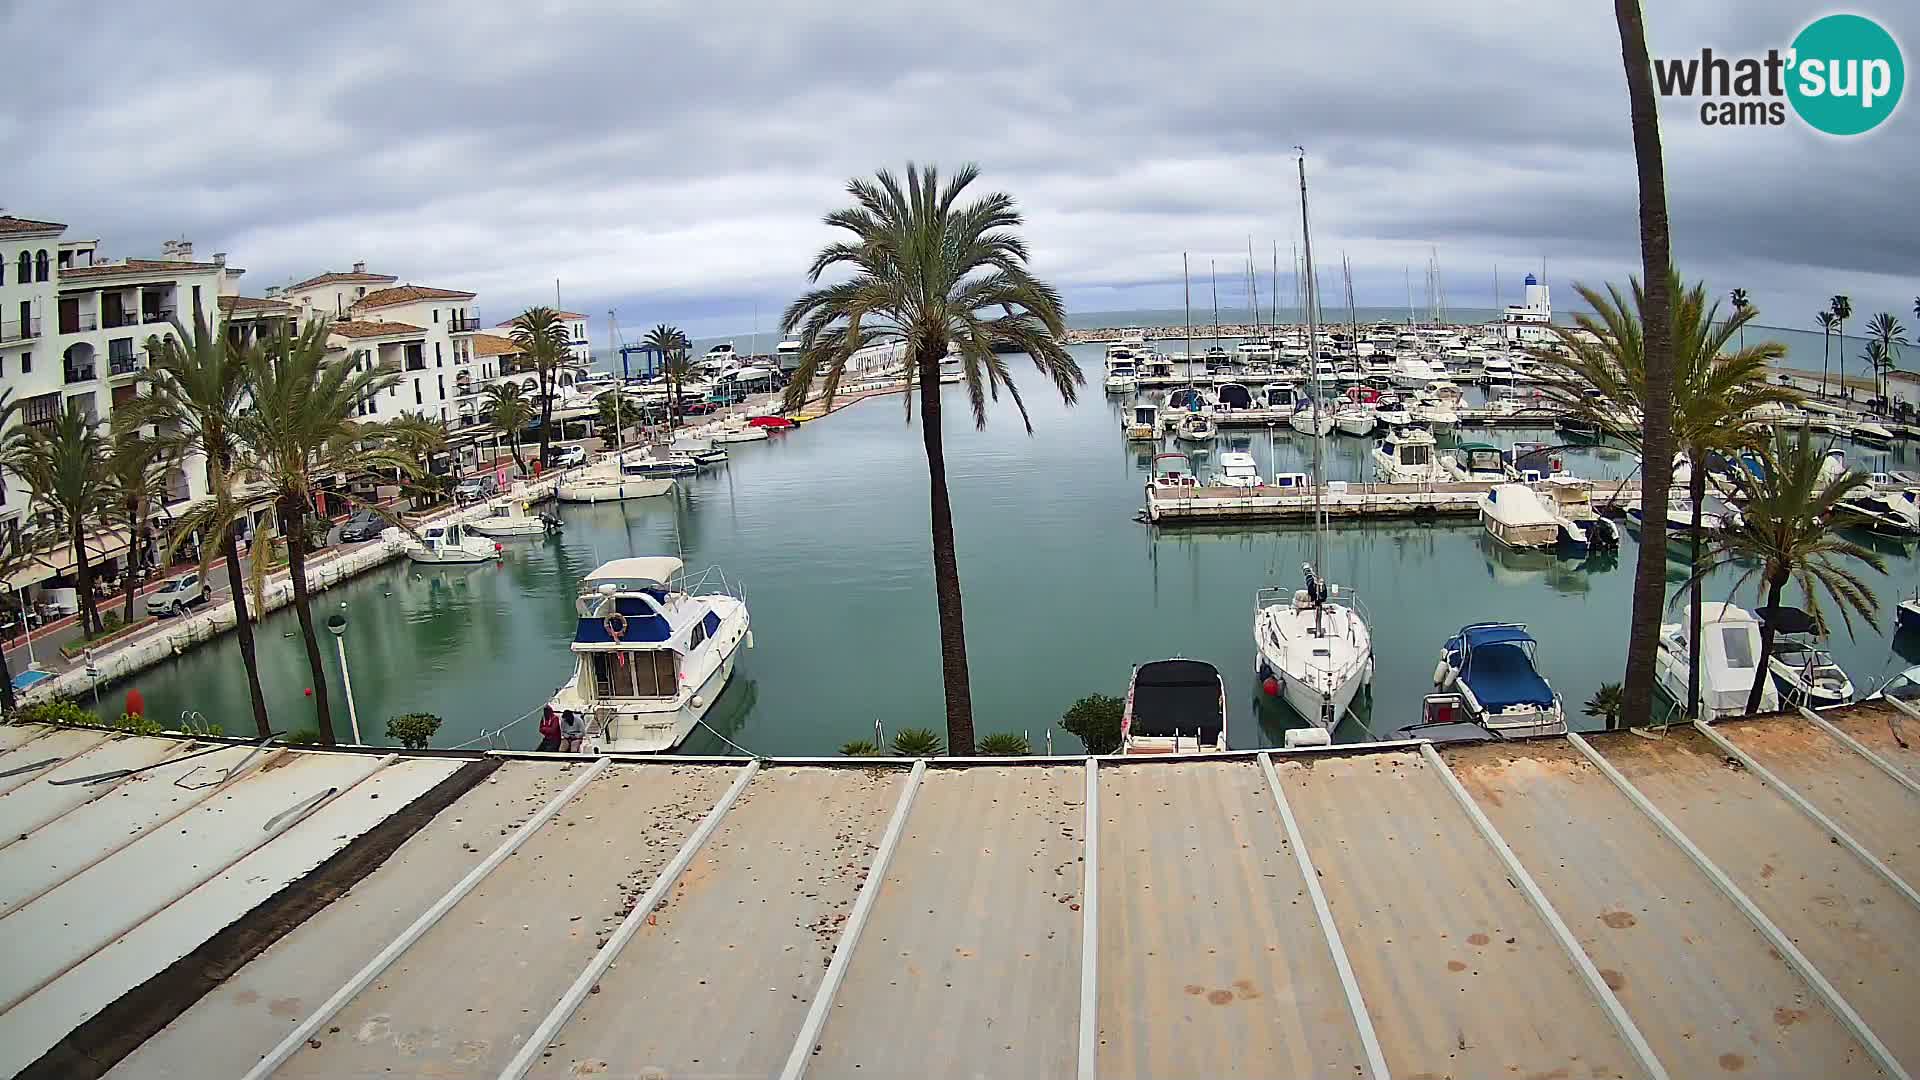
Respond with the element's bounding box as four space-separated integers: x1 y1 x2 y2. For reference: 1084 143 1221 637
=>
1121 658 1228 755
1838 489 1920 537
1371 426 1446 483
467 499 560 537
1441 441 1508 482
1758 606 1855 708
1900 588 1920 633
1433 622 1567 736
1390 355 1444 388
622 452 701 477
1124 402 1160 441
1288 403 1335 437
557 466 675 503
547 557 751 754
1478 484 1561 551
1655 602 1778 720
1373 397 1412 428
709 423 770 445
402 522 499 565
1627 495 1740 534
1210 451 1263 488
1175 412 1217 444
1149 451 1200 491
1482 355 1515 382
1333 403 1378 437
1852 420 1896 447
1409 395 1459 430
1103 356 1139 393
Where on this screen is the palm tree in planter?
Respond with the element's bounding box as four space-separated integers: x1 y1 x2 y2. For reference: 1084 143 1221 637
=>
482 383 536 475
214 321 411 744
5 403 112 636
782 163 1083 754
1530 273 1795 718
100 419 179 625
135 315 272 737
1681 428 1884 715
509 308 573 467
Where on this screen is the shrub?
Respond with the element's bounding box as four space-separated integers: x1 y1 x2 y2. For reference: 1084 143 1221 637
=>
116 712 165 736
838 739 885 757
1583 682 1624 730
281 728 322 746
1062 693 1124 755
889 727 944 757
976 732 1031 756
385 711 444 750
12 698 104 727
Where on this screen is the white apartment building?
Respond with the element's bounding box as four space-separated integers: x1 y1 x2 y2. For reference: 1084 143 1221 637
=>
494 309 592 366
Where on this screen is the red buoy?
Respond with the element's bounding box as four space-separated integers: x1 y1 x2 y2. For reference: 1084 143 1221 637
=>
303 687 313 697
1262 676 1280 697
124 688 145 719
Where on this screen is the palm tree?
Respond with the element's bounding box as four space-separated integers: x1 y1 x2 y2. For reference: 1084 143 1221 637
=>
1531 274 1795 718
1729 287 1749 351
1862 312 1907 404
481 383 535 475
1682 428 1884 714
5 403 111 636
1829 294 1853 399
0 524 55 715
509 308 572 467
203 321 410 744
1610 0 1681 730
782 163 1082 753
644 324 692 430
100 420 178 625
1816 311 1838 396
593 392 629 446
136 314 272 737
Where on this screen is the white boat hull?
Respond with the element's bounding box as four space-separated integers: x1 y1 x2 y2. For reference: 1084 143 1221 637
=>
710 428 770 444
1289 412 1335 437
1255 600 1372 729
557 475 674 503
467 517 548 536
404 543 497 565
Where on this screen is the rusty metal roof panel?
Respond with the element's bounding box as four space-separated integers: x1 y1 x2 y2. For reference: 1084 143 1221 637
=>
807 765 1085 1079
1275 750 1637 1079
1447 738 1881 1078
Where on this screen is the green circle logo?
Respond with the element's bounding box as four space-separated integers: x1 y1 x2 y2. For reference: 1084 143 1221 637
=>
1788 14 1904 135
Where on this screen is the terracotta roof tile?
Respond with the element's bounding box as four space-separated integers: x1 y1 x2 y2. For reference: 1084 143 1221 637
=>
218 295 294 315
60 258 223 280
352 284 477 311
471 333 521 357
0 215 65 236
331 320 426 339
495 310 588 326
286 270 398 292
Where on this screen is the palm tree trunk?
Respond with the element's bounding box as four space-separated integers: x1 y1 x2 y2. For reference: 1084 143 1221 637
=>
915 351 974 755
281 499 335 744
1685 466 1706 717
222 526 272 738
72 518 99 636
1820 330 1829 397
120 497 146 625
1614 0 1678 730
1746 576 1785 715
0 635 15 716
538 369 555 467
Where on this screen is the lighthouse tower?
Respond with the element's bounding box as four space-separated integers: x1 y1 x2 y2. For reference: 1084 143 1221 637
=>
1522 273 1549 314
1499 272 1553 344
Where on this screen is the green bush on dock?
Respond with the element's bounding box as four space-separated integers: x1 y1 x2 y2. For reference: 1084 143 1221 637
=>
1062 693 1123 755
117 712 164 736
838 739 886 757
282 729 323 746
11 698 102 727
385 712 444 750
976 732 1031 756
889 727 944 757
1584 682 1624 730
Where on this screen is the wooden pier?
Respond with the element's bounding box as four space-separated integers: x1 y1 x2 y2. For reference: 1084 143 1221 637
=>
1144 477 1645 524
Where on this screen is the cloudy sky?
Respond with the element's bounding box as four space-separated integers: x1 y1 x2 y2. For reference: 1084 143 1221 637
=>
5 1 1914 341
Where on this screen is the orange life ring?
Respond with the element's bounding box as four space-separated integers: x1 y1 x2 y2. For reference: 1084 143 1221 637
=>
604 611 628 641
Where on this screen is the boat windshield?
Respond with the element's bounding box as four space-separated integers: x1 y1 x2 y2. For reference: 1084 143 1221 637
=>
1719 625 1757 669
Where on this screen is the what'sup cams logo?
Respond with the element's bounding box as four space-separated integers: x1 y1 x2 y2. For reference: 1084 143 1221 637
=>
1656 13 1904 135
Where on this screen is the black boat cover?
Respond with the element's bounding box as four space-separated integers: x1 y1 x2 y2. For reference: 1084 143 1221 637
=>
1131 660 1224 741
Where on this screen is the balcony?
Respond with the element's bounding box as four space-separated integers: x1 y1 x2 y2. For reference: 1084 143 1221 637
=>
143 308 176 325
59 312 99 334
448 314 483 333
109 354 142 378
64 364 96 384
0 318 39 343
103 310 141 330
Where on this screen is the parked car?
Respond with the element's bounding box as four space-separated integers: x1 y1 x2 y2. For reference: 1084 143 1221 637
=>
147 573 212 617
454 475 498 503
545 444 588 469
679 401 717 416
339 509 385 543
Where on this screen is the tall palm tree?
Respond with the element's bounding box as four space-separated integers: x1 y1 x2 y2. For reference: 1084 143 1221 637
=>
1829 294 1853 399
1611 0 1680 730
1681 429 1884 714
203 321 409 744
644 324 691 430
1816 310 1838 396
1862 312 1907 404
509 308 572 467
0 524 54 716
136 314 271 736
1729 287 1749 351
782 163 1082 754
1531 274 1795 717
5 404 111 636
100 420 178 625
481 383 535 474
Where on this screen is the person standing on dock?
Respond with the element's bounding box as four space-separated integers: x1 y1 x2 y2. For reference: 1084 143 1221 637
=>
537 705 562 753
559 709 584 753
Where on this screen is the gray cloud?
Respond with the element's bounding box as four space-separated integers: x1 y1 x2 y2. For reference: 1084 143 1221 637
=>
4 0 1914 338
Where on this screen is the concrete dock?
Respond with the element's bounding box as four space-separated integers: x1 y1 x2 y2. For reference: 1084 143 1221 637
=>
1 704 1916 1078
1144 477 1644 524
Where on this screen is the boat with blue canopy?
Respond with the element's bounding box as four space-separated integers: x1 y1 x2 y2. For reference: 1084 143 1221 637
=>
1433 622 1566 737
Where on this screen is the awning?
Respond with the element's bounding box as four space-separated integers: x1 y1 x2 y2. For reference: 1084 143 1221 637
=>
3 526 134 592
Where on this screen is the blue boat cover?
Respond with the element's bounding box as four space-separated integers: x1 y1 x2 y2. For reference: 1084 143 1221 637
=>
1453 624 1554 711
1461 623 1535 649
575 594 673 644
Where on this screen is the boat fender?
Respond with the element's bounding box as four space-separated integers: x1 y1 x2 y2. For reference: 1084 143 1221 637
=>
745 630 754 649
1433 659 1454 688
691 695 705 709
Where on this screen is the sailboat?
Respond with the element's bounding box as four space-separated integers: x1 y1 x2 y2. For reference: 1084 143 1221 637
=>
1254 151 1374 744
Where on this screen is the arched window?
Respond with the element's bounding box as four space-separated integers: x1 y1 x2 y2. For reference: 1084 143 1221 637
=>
35 250 49 282
15 252 28 283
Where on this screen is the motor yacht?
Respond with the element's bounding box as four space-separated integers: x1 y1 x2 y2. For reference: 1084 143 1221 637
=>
1433 623 1566 736
1121 659 1228 755
402 522 499 565
1655 602 1778 720
1211 451 1263 488
1371 426 1446 483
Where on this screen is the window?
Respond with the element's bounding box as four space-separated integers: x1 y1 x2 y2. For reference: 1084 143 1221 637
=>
20 352 30 374
15 252 29 283
437 374 444 398
414 378 422 405
689 620 707 650
590 650 677 698
432 309 439 323
191 285 201 315
435 341 442 366
34 250 48 282
1720 626 1756 669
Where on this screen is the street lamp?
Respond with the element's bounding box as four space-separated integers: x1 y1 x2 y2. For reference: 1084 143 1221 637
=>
326 602 361 745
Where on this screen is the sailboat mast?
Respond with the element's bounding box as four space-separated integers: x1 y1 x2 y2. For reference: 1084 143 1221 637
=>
607 309 623 453
1271 242 1280 336
1183 253 1193 382
1343 254 1357 359
1297 149 1326 608
1247 237 1259 336
1210 261 1220 352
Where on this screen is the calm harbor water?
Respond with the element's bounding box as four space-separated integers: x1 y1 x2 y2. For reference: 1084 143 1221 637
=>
119 341 1919 753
